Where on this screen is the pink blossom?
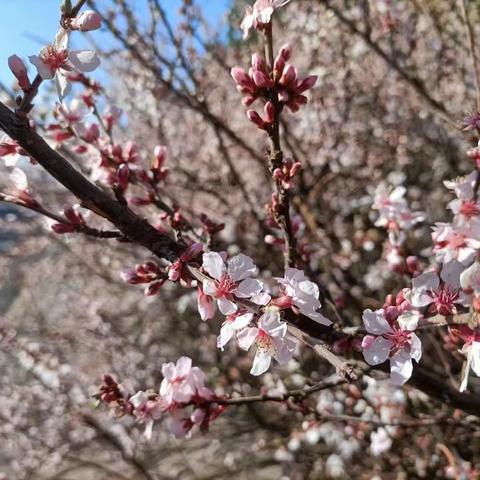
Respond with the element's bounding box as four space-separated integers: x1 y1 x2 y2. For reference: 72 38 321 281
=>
217 312 254 350
372 183 424 231
237 310 296 375
201 251 269 316
5 168 38 207
130 391 164 439
241 0 292 38
159 356 206 405
432 222 480 265
29 30 100 98
8 55 31 91
275 268 331 325
69 10 102 32
410 261 469 316
362 309 422 385
444 172 480 226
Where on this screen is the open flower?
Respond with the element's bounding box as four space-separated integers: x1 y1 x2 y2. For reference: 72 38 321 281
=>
410 261 469 316
159 356 206 405
362 309 422 385
275 268 331 325
241 0 291 38
237 309 296 375
432 222 480 265
201 251 269 317
217 312 254 350
130 391 165 439
29 29 100 99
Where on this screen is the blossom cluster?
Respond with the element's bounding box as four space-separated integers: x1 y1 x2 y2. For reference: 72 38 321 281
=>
197 251 330 375
97 357 222 439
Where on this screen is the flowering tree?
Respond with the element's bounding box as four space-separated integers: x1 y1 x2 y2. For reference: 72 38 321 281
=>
1 0 480 478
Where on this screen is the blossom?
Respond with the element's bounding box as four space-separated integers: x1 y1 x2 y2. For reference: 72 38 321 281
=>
362 309 422 385
29 30 100 99
444 172 480 226
432 222 480 265
237 309 296 375
69 10 102 32
275 268 331 325
241 0 291 38
5 168 37 207
159 356 206 405
201 251 269 317
372 183 424 231
8 55 31 90
130 391 164 439
217 312 254 350
456 326 480 392
410 261 469 316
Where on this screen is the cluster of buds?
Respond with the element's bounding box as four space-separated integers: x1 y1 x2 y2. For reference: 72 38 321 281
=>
272 157 301 189
167 243 203 286
120 261 166 296
99 141 139 191
231 44 318 126
94 374 133 417
51 205 87 234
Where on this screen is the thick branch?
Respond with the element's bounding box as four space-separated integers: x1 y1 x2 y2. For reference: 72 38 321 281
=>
0 101 183 261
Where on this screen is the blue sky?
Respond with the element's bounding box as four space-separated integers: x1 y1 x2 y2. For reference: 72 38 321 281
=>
0 0 231 87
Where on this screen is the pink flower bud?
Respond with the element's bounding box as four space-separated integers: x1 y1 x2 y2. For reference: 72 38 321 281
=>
8 55 31 91
51 223 78 234
264 101 275 123
153 145 167 169
246 110 266 130
116 164 130 190
252 69 274 89
242 95 256 107
279 44 293 61
297 75 318 93
230 67 254 90
273 168 283 179
180 242 203 262
70 10 102 32
145 280 165 296
251 53 267 72
280 64 297 86
82 123 100 142
289 161 302 177
273 55 285 79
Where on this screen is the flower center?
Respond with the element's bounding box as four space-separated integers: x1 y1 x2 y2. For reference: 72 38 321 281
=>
385 328 411 353
216 274 236 297
429 286 459 315
460 200 480 219
40 46 69 74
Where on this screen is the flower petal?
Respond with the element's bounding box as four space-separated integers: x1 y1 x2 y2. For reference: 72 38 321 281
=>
390 350 413 385
202 252 226 281
363 336 391 366
227 253 257 281
217 296 237 315
237 327 258 351
362 309 392 335
234 278 262 298
250 350 272 376
68 49 100 73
